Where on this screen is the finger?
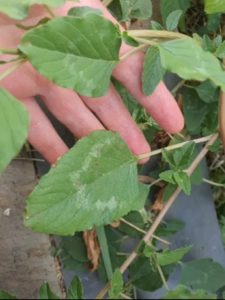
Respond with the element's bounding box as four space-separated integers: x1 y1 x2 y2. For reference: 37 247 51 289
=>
113 52 184 134
41 84 104 138
55 1 184 133
22 97 68 164
82 84 151 162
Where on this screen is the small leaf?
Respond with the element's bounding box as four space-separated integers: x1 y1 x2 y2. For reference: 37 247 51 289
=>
129 256 171 292
163 285 217 299
195 80 219 104
160 170 176 185
156 246 192 266
183 88 208 134
20 15 122 97
109 269 124 299
151 21 164 30
157 39 225 91
68 6 102 17
215 41 225 58
166 10 183 31
160 0 191 24
39 283 60 300
172 142 196 169
205 0 225 14
0 0 65 20
180 259 225 292
0 291 17 299
0 88 29 174
119 0 152 22
173 171 191 195
68 276 84 300
24 131 148 235
142 46 165 96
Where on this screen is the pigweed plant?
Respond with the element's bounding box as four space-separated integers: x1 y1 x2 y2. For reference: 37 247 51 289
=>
1 0 225 299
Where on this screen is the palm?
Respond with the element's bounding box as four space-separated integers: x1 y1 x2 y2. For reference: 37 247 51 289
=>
0 0 184 164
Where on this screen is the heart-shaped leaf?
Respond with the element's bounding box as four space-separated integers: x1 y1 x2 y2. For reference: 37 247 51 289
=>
20 15 122 97
24 131 148 235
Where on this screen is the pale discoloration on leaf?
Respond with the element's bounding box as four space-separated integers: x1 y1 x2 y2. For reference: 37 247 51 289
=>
24 131 148 235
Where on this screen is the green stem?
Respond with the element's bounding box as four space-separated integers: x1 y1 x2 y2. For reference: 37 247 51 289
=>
137 134 215 161
120 44 148 61
0 48 19 55
0 59 26 81
128 29 189 40
203 178 225 188
96 226 113 281
156 262 169 290
44 5 55 18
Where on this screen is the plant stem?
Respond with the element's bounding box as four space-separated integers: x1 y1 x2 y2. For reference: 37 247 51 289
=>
120 218 170 245
0 48 19 55
219 91 225 152
95 133 218 299
120 44 148 61
96 226 113 281
171 80 186 95
128 30 189 40
137 134 215 161
203 178 225 188
0 59 26 81
156 263 169 290
132 37 158 46
44 5 55 18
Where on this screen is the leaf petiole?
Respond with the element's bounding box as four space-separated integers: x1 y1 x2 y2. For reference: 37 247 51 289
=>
0 48 19 55
128 29 189 40
0 59 26 82
137 134 216 161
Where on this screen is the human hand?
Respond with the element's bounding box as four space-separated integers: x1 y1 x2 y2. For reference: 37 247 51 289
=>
0 0 184 164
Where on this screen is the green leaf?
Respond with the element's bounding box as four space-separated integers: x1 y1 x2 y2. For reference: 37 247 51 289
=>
173 171 191 195
20 15 122 97
172 142 196 169
160 0 191 24
39 283 60 299
215 41 225 58
150 21 164 30
183 88 208 135
156 246 192 266
157 39 225 91
119 0 152 21
0 88 29 174
68 6 102 17
68 276 84 300
112 79 143 122
0 291 17 299
195 80 219 104
122 32 139 47
205 0 225 14
166 10 183 31
160 170 176 185
180 259 225 292
129 256 171 292
142 46 165 96
109 269 124 299
60 235 88 263
163 285 217 299
24 131 148 235
0 0 65 20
